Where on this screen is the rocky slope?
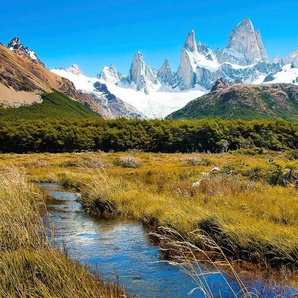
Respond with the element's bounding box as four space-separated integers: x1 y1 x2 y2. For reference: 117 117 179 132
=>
0 44 77 100
167 79 298 120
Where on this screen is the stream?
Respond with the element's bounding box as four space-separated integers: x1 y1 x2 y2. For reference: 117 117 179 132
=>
41 183 298 298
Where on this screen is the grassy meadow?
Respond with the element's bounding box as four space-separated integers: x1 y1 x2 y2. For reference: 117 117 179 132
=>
1 149 297 286
0 167 129 297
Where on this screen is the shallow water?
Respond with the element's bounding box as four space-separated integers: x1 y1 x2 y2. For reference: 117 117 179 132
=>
41 183 297 298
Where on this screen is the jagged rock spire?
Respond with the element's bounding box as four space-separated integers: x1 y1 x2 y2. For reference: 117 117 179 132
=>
184 30 197 52
255 30 269 62
158 59 177 86
8 37 22 50
159 59 171 75
128 51 158 94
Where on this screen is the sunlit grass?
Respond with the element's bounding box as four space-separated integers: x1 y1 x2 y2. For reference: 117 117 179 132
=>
0 167 129 297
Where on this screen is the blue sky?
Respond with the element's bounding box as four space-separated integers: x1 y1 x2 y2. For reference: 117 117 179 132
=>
1 0 297 76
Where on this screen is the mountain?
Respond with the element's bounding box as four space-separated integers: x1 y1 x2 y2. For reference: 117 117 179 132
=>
55 63 206 119
216 18 269 65
97 64 124 84
177 30 220 90
0 41 74 104
127 51 160 94
157 59 177 86
167 79 298 121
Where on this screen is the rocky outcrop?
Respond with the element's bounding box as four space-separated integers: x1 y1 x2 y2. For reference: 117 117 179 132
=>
210 78 233 92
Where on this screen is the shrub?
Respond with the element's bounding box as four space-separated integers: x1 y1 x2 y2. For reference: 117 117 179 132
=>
114 156 141 168
185 157 212 166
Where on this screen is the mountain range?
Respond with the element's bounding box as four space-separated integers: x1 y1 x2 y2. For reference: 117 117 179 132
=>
1 17 298 120
94 17 297 92
51 18 298 119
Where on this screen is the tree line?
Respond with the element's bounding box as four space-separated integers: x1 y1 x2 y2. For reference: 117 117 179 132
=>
0 118 297 153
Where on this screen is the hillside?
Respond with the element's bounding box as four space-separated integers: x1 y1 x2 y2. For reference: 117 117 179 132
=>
0 42 105 116
167 80 298 120
0 91 100 121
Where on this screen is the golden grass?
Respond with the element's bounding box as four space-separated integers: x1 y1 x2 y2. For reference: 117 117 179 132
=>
0 167 47 251
0 167 129 297
0 249 127 298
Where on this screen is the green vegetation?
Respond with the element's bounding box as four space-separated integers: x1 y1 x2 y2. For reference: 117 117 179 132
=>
0 118 297 153
168 84 298 121
0 91 101 121
0 168 129 297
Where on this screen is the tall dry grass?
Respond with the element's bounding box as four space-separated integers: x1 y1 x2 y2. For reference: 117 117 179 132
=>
0 167 129 298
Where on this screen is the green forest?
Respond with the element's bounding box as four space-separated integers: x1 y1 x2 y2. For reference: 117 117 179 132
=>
0 118 297 153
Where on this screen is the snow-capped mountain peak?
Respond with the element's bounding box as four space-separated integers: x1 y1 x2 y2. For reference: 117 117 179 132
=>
177 29 221 90
8 37 22 51
97 64 125 84
66 64 84 76
51 18 297 120
160 59 171 73
283 49 298 67
7 37 45 67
